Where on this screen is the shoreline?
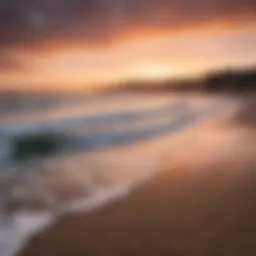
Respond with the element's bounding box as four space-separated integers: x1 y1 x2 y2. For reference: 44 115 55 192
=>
19 105 256 256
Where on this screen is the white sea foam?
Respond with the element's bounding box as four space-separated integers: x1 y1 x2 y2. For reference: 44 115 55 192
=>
0 211 53 256
0 94 232 256
0 143 162 256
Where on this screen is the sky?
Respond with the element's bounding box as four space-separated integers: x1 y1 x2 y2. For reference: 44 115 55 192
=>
0 0 256 91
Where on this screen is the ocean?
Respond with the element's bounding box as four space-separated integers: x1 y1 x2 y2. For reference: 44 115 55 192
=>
0 92 233 256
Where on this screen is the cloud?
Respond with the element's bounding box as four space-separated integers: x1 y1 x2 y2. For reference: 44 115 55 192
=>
0 52 28 71
0 0 255 51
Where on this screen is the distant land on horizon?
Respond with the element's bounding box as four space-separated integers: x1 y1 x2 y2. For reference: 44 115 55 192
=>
0 65 255 98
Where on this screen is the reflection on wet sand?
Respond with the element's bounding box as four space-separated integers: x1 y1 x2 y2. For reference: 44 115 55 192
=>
19 96 256 256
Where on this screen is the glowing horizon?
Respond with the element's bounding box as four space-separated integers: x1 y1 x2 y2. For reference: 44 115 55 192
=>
0 1 256 91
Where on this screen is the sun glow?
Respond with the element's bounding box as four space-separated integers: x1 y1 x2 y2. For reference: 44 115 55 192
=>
131 65 179 81
132 65 176 80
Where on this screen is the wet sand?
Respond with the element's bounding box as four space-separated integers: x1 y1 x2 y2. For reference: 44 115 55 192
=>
19 98 256 256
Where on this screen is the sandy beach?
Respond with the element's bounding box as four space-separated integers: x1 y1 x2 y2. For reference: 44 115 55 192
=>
0 2 255 253
19 96 256 256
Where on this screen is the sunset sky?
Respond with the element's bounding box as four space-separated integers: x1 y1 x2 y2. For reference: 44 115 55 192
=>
0 0 256 90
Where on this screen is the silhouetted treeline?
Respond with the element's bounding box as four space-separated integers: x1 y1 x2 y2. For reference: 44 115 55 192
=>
121 67 256 93
201 68 256 92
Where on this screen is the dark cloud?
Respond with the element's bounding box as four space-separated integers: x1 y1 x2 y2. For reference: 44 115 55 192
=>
0 0 255 50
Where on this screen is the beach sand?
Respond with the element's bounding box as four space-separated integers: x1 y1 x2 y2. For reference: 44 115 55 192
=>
19 97 256 256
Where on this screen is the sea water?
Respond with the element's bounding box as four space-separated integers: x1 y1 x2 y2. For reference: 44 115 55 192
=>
0 92 231 256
